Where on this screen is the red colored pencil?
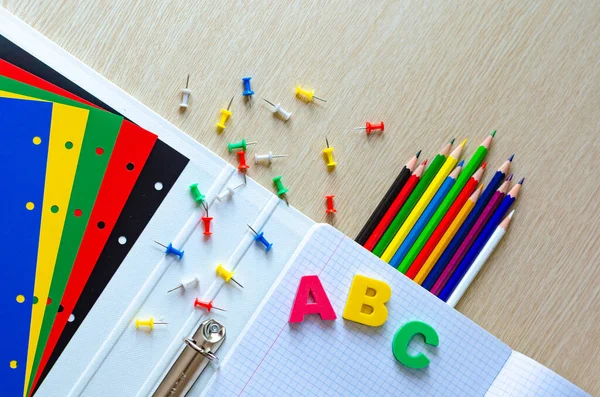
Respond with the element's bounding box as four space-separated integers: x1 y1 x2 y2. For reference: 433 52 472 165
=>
363 160 427 251
405 163 486 279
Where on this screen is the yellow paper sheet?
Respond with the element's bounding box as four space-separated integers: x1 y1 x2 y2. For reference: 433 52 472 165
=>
0 91 89 393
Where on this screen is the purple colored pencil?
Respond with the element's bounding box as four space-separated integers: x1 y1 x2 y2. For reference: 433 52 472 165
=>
430 178 511 295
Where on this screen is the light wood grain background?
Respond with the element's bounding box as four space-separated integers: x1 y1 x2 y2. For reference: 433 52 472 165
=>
4 0 599 394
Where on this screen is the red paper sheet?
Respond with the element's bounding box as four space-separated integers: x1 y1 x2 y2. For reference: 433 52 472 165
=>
0 59 158 393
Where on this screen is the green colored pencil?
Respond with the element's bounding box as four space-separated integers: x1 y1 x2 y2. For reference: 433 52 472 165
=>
373 139 453 257
396 131 494 273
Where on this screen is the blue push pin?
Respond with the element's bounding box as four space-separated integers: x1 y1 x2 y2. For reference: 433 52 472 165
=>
154 240 184 259
247 225 273 251
242 77 254 97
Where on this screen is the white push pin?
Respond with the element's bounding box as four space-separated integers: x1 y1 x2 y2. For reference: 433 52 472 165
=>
167 275 199 293
179 75 192 110
254 151 289 164
216 183 244 202
263 98 293 121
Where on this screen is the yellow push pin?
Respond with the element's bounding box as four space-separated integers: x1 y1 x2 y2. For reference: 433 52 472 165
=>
216 264 244 288
322 137 337 168
135 317 168 330
216 96 234 133
295 85 327 103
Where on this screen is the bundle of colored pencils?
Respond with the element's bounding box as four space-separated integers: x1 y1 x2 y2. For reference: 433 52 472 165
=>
356 131 523 307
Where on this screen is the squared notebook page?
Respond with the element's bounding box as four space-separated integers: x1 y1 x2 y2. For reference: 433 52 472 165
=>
203 224 512 397
486 351 589 396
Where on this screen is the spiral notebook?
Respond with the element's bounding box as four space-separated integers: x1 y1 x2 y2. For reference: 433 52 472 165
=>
202 224 588 397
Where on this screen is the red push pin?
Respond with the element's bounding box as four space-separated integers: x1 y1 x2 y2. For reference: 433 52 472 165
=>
354 121 384 135
237 150 250 184
325 195 336 214
194 298 226 312
237 150 250 171
201 202 213 236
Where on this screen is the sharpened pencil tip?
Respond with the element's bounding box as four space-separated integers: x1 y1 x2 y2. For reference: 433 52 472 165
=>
416 150 422 158
518 177 525 185
507 174 514 181
460 138 467 147
450 138 456 145
458 160 465 167
482 162 487 170
422 159 428 166
508 209 515 218
508 154 515 162
491 130 497 138
478 183 484 190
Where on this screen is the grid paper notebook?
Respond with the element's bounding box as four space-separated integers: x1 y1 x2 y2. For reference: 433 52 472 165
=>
204 224 511 396
203 224 588 397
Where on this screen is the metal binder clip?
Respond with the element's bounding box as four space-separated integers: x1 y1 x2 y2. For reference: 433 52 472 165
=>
153 319 226 397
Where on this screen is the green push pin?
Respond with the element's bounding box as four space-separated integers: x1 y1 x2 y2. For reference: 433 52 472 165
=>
273 176 289 205
227 138 257 153
189 183 206 204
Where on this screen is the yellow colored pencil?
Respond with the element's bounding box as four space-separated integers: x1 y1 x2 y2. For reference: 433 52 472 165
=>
381 140 466 263
413 184 482 284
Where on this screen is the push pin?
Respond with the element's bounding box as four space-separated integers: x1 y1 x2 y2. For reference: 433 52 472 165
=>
242 77 254 97
154 241 184 259
216 264 244 288
237 150 250 184
295 85 327 103
254 151 289 164
135 317 168 330
247 224 273 251
189 183 206 205
325 195 337 214
272 175 289 205
262 98 293 121
201 202 213 236
216 183 244 202
354 121 384 135
194 298 226 312
179 74 191 110
228 138 257 153
168 275 199 293
216 96 234 133
323 138 337 167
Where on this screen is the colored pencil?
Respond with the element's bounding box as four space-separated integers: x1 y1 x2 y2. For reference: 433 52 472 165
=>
364 160 426 251
439 178 523 301
429 178 511 295
381 140 465 263
355 151 420 245
372 140 453 257
446 210 515 307
409 182 483 281
397 132 494 273
390 162 463 268
420 157 512 289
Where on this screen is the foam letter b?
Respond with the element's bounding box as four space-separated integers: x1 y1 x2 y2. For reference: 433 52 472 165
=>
342 274 391 326
289 275 337 323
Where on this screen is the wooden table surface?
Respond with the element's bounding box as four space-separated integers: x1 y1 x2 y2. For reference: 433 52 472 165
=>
5 0 599 394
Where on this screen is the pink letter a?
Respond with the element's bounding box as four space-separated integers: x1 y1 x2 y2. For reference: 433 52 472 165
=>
289 275 337 323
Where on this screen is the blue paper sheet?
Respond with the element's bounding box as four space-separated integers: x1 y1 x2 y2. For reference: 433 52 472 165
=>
0 96 52 395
